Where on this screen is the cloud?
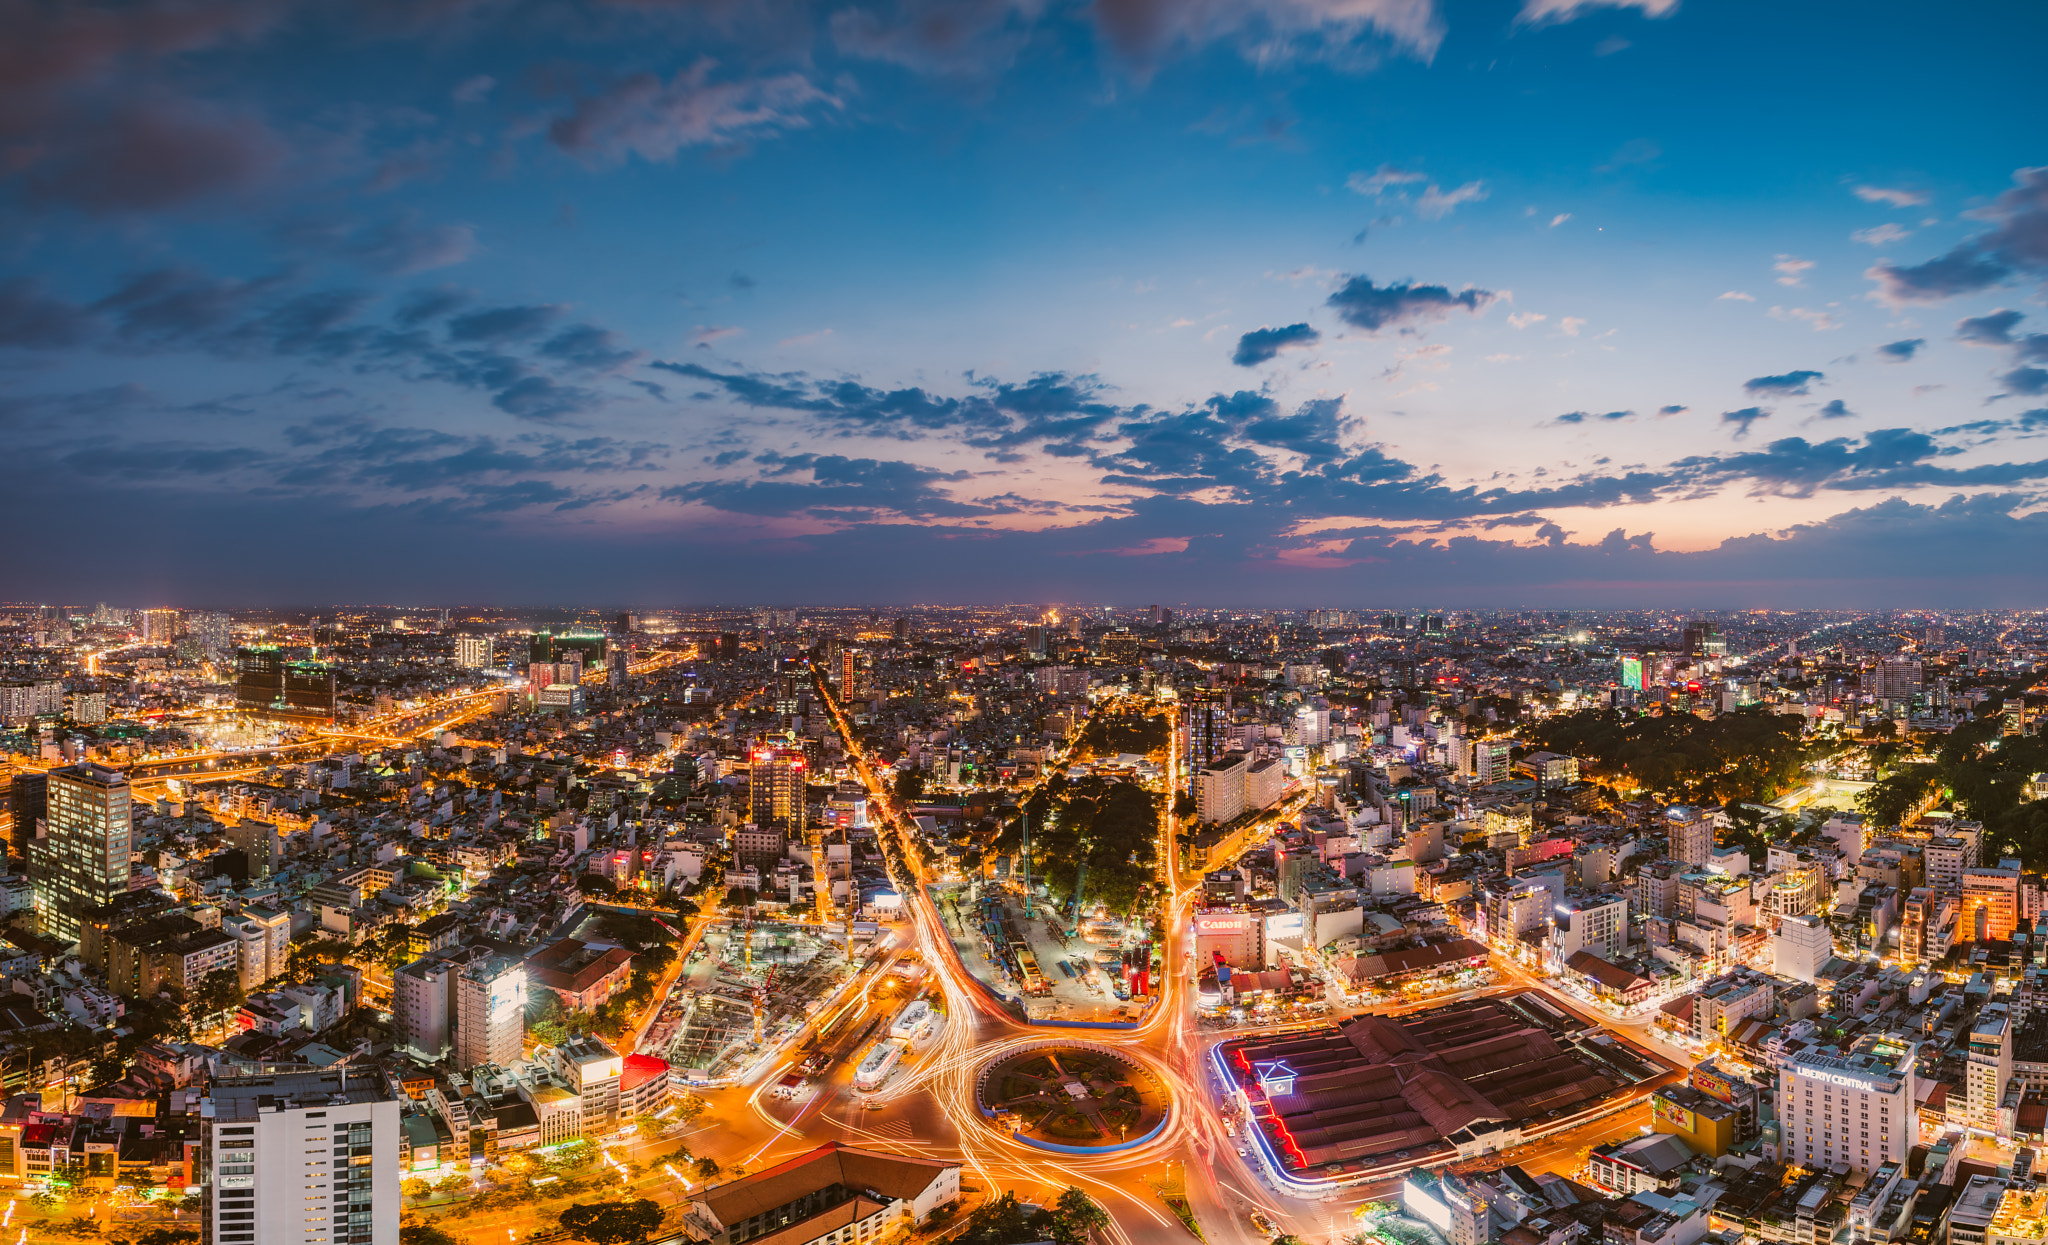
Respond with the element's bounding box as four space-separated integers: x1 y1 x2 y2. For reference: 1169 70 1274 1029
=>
1721 407 1769 438
1744 370 1824 396
338 217 476 275
1865 165 2048 304
1345 164 1426 197
452 74 495 104
540 325 639 372
1818 399 1855 419
1232 322 1322 366
1852 223 1912 247
395 286 471 327
549 60 839 164
2004 367 2048 396
1597 138 1661 171
1559 316 1585 337
1718 290 1756 302
1550 213 1571 227
447 305 564 343
1957 310 2024 347
665 453 987 519
1416 180 1489 220
1769 305 1840 331
1090 0 1448 73
1517 0 1678 26
1773 255 1814 287
23 99 286 213
1555 410 1633 425
830 0 1035 76
1853 185 1928 208
1877 338 1924 362
1658 404 1687 416
1325 275 1496 333
0 278 97 348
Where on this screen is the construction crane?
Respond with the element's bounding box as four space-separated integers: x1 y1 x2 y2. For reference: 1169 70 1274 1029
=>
1065 862 1089 935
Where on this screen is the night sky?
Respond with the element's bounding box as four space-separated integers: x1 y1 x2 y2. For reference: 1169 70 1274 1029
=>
3 0 2045 606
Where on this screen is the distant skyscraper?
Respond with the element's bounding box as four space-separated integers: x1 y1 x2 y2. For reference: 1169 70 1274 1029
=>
452 634 491 668
841 648 859 699
892 617 910 642
28 762 133 943
140 609 182 644
188 611 231 654
1871 658 1923 705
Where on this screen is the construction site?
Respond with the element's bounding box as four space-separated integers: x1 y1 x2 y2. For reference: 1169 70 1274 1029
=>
935 879 1143 1023
642 917 873 1083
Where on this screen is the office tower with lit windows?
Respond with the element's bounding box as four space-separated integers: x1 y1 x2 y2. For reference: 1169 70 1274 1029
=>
1775 1037 1916 1174
841 648 859 699
28 763 133 943
200 1068 400 1245
749 746 809 837
452 634 491 668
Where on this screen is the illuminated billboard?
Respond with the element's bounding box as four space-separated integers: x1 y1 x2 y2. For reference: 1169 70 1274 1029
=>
1195 914 1258 935
1651 1091 1694 1133
1621 657 1644 689
1691 1067 1738 1104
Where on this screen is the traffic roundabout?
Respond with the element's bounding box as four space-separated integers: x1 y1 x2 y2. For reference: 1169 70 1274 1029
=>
974 1040 1173 1153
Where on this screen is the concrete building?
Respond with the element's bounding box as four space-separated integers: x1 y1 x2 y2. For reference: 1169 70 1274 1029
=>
1962 864 2022 943
1666 807 1713 869
393 957 460 1064
1195 752 1251 825
1552 893 1630 965
454 955 525 1072
200 1068 400 1245
29 763 133 944
1692 971 1775 1044
1775 1036 1917 1173
1774 914 1833 983
1968 1002 2015 1136
542 1034 623 1138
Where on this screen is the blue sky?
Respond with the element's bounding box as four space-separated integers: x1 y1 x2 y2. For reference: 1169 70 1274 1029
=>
3 0 2046 606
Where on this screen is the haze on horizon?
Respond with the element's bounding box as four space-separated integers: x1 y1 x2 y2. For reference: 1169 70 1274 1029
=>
1 0 2045 607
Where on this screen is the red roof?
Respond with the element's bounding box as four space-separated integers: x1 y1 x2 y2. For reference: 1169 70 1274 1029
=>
620 1053 669 1092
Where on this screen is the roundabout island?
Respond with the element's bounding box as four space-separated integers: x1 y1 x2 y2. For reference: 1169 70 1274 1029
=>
974 1042 1172 1153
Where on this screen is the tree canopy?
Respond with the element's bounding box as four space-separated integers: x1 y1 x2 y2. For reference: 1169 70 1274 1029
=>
559 1199 664 1245
1524 706 1809 802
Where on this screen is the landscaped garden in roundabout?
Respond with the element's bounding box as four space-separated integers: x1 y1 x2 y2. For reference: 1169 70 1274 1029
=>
975 1043 1170 1151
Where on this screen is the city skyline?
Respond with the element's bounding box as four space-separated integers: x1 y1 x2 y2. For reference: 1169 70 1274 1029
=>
2 0 2046 605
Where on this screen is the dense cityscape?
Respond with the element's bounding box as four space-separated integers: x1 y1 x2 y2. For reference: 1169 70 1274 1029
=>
0 603 2042 1245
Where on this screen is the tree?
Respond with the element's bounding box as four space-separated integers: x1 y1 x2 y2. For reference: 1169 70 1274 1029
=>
1052 1187 1110 1245
133 1231 201 1245
577 874 619 898
895 768 926 802
192 967 245 1031
559 1200 665 1245
691 1156 722 1180
956 1192 1056 1245
398 1226 460 1245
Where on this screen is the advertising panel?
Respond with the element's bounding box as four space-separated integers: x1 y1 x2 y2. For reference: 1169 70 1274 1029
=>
1621 656 1644 690
1691 1066 1738 1104
1651 1091 1695 1134
1194 914 1258 935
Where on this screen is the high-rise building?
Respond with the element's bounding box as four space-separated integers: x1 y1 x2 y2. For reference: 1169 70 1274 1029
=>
1967 1002 2014 1135
1961 864 2021 943
6 772 46 862
452 634 491 668
140 609 182 644
1773 914 1832 982
841 648 859 699
1666 806 1714 868
28 763 133 943
188 611 231 655
394 956 461 1063
1775 1037 1916 1173
200 1068 400 1245
227 905 292 991
1870 658 1923 705
1194 752 1250 825
454 954 526 1071
748 745 809 835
